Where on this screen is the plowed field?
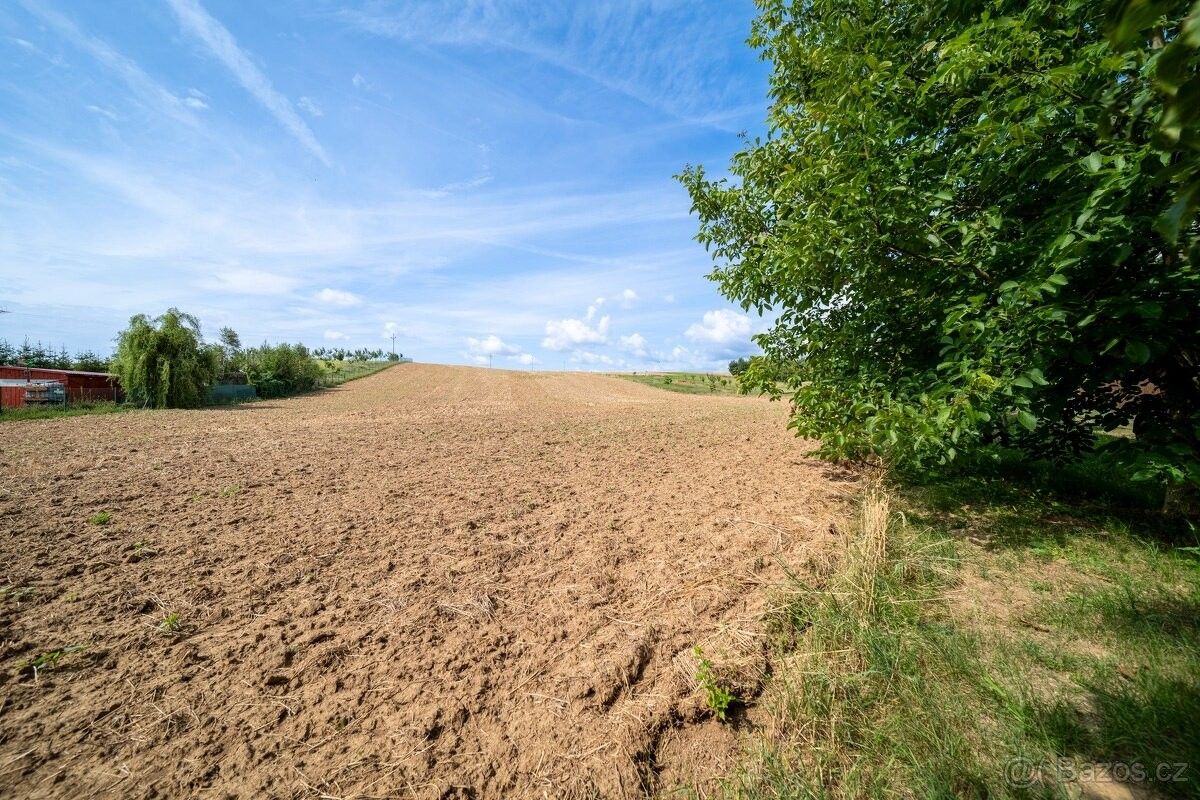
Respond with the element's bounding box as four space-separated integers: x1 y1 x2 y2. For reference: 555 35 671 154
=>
0 364 853 799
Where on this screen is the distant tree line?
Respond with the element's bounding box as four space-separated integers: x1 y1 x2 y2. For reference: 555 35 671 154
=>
0 338 111 372
3 310 400 409
311 346 400 362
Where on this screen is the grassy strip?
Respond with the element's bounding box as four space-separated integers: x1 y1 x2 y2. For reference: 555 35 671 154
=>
722 460 1200 799
0 401 131 423
317 359 397 387
616 372 740 396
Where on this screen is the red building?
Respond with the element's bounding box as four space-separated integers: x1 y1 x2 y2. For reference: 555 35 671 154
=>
0 365 122 408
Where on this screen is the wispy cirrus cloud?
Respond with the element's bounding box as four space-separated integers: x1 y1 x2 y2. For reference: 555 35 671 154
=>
337 1 758 131
17 0 197 124
297 96 323 117
165 0 330 164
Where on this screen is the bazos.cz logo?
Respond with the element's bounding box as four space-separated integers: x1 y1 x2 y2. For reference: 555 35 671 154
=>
1004 757 1189 789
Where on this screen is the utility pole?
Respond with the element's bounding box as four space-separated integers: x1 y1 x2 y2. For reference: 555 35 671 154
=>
390 333 398 358
488 354 493 369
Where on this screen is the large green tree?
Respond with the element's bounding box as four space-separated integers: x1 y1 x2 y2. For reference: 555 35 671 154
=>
234 342 322 398
112 309 220 408
681 0 1199 492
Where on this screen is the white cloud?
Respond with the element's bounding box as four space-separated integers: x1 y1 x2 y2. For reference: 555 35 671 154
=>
543 313 609 350
620 288 638 307
315 287 361 306
663 293 675 303
685 309 752 346
166 0 330 164
465 337 537 366
323 329 348 341
352 72 367 89
618 332 648 357
466 334 519 355
207 268 297 295
570 350 616 365
298 96 323 117
185 88 209 110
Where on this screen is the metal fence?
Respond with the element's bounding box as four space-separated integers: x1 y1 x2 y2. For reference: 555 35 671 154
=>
208 383 258 403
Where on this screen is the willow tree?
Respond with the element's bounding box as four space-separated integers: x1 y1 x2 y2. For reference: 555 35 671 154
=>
681 0 1199 496
112 309 220 408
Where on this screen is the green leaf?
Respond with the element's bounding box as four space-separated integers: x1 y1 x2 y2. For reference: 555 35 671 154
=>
1017 410 1038 431
1125 341 1151 364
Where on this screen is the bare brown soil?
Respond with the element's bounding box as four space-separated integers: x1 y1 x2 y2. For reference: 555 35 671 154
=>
0 365 852 799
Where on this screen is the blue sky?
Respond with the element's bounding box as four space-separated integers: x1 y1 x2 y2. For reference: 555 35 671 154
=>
0 0 769 370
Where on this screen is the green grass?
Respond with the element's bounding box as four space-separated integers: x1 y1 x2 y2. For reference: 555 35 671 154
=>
616 371 741 396
17 644 87 676
0 401 130 423
88 510 112 526
0 585 36 603
719 452 1200 799
317 359 397 387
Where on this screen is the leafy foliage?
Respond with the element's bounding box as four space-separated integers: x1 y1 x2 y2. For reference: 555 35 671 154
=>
1108 1 1200 242
728 356 752 377
111 309 220 408
681 1 1199 490
234 342 323 398
693 646 735 722
217 326 242 376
